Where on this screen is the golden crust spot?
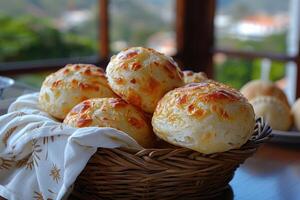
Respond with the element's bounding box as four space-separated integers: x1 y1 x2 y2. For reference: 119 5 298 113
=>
52 80 63 89
177 95 188 105
80 68 105 77
115 77 125 85
127 90 142 108
149 77 159 88
201 89 241 102
71 101 91 114
183 82 209 90
79 82 100 91
188 104 206 119
74 65 81 70
120 51 138 60
128 117 144 129
145 77 160 93
140 77 160 94
132 62 142 71
71 79 79 86
121 63 128 70
188 104 195 113
146 47 163 55
83 69 92 76
109 98 128 108
168 114 178 123
63 68 70 75
77 114 93 127
211 105 230 120
130 78 137 84
81 96 88 101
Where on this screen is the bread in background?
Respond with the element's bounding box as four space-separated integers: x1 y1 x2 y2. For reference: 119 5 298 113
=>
64 98 155 148
39 64 117 120
106 47 184 113
250 96 292 131
183 70 207 84
292 98 300 131
152 80 255 154
240 80 289 106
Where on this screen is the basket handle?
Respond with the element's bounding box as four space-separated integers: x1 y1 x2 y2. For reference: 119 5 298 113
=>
249 117 272 144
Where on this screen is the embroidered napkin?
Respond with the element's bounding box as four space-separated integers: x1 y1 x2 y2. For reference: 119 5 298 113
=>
0 93 142 200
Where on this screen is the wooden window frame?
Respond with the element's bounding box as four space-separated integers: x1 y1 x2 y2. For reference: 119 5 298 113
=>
0 0 110 75
1 0 300 97
177 0 300 98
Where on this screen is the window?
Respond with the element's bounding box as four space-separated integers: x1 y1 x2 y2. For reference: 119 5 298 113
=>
214 56 286 89
215 0 290 54
214 0 299 102
0 0 176 88
109 0 176 55
2 0 300 99
0 0 99 64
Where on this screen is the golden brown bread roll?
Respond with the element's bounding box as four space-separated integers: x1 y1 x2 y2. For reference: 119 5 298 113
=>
292 98 300 131
152 81 255 154
250 96 292 131
240 80 289 106
106 47 184 113
39 64 117 120
64 98 155 148
183 70 207 84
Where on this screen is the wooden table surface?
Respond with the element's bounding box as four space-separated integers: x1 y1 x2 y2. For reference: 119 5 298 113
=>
226 143 300 200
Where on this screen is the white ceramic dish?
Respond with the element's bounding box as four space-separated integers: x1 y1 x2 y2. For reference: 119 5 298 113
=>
0 76 15 99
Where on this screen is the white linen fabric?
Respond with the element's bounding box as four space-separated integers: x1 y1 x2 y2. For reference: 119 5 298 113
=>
0 93 142 200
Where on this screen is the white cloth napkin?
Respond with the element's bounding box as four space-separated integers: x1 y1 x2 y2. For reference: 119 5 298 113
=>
0 93 142 200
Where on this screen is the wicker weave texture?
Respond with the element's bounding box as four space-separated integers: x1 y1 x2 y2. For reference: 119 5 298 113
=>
72 118 271 200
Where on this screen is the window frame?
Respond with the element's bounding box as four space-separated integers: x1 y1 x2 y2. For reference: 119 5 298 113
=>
1 0 300 97
0 0 109 74
210 0 300 98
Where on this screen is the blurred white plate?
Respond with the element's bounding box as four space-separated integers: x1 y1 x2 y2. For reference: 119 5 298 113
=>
271 129 300 143
0 98 17 115
0 81 37 116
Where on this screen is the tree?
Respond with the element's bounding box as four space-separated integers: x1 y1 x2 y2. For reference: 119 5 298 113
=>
0 15 96 62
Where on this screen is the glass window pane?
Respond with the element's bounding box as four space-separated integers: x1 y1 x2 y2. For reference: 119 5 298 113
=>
109 0 176 55
214 55 286 90
10 71 53 89
0 0 99 63
215 0 290 54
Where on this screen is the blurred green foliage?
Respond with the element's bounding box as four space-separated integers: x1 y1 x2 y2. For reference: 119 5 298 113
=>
215 58 285 89
215 33 287 89
0 15 97 62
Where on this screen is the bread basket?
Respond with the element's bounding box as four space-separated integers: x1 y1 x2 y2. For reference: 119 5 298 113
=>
70 117 271 200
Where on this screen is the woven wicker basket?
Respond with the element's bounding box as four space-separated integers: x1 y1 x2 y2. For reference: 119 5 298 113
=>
70 118 271 200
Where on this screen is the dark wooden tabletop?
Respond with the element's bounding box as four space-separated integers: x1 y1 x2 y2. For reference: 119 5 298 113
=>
227 143 300 200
